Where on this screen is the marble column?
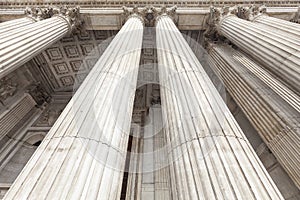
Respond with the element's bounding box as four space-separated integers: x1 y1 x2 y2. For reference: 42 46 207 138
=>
0 17 35 35
208 43 300 189
4 14 143 199
0 7 80 79
217 9 300 94
251 15 300 40
245 6 300 41
0 7 49 35
156 14 283 199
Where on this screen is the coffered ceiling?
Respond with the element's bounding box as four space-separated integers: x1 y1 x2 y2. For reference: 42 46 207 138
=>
31 29 203 92
32 30 117 92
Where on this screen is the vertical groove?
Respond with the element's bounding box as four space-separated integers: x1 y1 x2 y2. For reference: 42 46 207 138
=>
3 16 144 200
208 43 300 189
156 15 283 199
219 15 300 95
0 16 70 79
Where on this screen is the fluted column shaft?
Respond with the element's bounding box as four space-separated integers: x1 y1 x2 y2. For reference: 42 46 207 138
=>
219 15 300 94
4 15 143 200
0 14 74 79
156 15 283 199
208 43 300 188
0 17 36 35
252 14 300 40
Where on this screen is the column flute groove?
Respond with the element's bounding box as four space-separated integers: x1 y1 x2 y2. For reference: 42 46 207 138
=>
208 43 300 188
243 6 300 41
217 9 300 95
0 6 81 79
3 14 144 200
0 7 47 35
156 13 283 199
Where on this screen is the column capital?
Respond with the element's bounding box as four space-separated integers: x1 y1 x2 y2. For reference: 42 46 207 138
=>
155 6 178 26
122 6 145 25
239 5 267 21
24 7 53 21
52 6 83 33
290 6 300 23
122 6 177 27
203 6 237 45
206 6 239 29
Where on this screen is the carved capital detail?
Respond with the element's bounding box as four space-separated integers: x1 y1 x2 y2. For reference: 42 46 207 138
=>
206 6 238 30
204 6 237 45
290 6 300 23
122 6 145 25
24 7 54 21
52 6 83 32
238 5 267 21
24 6 83 32
155 5 178 25
122 6 178 27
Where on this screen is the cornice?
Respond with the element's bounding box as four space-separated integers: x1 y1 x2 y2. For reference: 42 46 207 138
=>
0 6 298 31
0 1 300 8
1 6 298 16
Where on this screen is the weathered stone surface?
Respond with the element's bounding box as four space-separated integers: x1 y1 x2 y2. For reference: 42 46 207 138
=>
208 43 300 190
3 15 143 200
218 11 300 95
156 14 283 199
0 6 81 79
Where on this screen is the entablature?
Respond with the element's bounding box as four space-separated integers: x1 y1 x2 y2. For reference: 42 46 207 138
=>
0 5 299 30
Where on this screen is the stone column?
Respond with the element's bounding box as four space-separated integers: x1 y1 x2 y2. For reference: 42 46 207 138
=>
156 14 283 199
245 6 300 41
0 18 35 35
0 7 80 79
216 8 300 95
4 14 144 199
0 7 50 35
208 43 300 189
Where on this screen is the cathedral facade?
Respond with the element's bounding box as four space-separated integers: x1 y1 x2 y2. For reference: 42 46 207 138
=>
0 1 299 199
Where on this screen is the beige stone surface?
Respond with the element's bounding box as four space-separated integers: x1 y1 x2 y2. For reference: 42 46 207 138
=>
3 15 143 200
156 14 283 199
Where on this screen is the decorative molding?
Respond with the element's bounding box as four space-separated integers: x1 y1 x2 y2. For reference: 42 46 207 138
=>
22 6 84 32
203 6 234 46
290 6 300 23
25 82 51 106
51 6 83 33
32 98 68 127
39 30 116 91
122 6 178 26
1 1 300 8
155 5 178 25
122 6 145 25
238 5 268 21
24 7 53 21
0 94 36 140
0 77 17 105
